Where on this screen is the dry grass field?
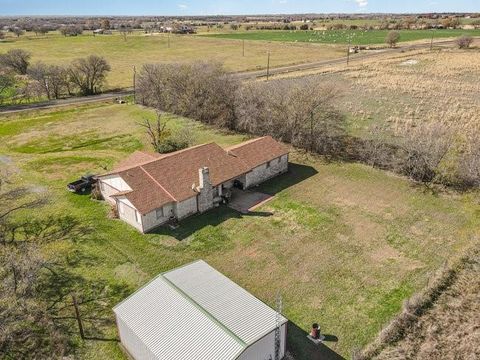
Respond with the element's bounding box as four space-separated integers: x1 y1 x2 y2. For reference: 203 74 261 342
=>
0 31 344 89
275 45 480 138
1 102 479 359
372 250 480 359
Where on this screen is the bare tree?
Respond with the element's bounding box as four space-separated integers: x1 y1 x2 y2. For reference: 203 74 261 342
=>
138 113 171 153
28 62 69 100
458 131 480 187
385 30 401 48
0 49 32 75
395 121 454 187
12 27 24 38
136 62 239 129
119 25 133 41
235 77 344 155
456 35 474 49
68 55 111 95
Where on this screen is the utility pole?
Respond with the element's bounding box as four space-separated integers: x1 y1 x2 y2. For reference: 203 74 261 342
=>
242 39 245 57
72 293 85 340
168 32 170 48
266 51 270 81
347 40 351 66
274 292 283 360
133 65 136 104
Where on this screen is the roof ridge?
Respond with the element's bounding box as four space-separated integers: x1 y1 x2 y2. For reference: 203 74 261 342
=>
111 143 218 175
139 165 177 202
225 136 269 151
160 274 247 348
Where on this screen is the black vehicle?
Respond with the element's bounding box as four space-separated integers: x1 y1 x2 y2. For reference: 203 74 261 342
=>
67 174 96 193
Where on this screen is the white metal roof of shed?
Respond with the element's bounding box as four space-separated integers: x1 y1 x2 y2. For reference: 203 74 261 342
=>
113 260 287 360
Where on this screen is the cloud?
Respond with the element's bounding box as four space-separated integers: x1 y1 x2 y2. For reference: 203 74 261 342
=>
355 0 368 7
178 3 188 9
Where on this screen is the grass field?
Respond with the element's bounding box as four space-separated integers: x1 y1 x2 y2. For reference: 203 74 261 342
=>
204 29 480 45
0 31 343 89
1 102 479 359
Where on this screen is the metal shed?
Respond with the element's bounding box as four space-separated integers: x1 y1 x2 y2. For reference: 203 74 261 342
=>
113 260 288 360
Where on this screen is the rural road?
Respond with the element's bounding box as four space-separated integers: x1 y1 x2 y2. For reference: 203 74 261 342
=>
0 38 469 115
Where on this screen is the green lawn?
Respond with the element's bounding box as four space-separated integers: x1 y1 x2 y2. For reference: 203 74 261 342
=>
204 29 480 45
1 102 479 359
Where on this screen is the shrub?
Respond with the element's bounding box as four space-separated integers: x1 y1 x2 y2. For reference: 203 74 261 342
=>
456 35 474 49
385 31 401 47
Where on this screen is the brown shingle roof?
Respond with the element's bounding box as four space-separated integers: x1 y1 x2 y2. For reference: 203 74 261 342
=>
101 137 288 215
226 136 289 169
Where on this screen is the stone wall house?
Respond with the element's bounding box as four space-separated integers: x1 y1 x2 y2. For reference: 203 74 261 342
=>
97 136 289 233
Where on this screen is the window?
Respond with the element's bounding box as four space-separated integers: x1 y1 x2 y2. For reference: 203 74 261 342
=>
135 210 141 224
156 208 163 219
118 202 125 214
266 161 271 169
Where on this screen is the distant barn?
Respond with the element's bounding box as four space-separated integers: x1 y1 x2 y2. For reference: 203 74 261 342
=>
114 260 288 359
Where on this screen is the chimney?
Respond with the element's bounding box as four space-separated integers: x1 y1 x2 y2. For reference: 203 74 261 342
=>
198 167 210 190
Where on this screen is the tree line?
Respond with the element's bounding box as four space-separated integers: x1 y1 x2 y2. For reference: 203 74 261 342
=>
0 49 111 104
136 62 480 189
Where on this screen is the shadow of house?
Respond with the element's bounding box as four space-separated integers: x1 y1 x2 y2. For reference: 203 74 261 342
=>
150 162 318 240
287 321 345 360
255 162 318 195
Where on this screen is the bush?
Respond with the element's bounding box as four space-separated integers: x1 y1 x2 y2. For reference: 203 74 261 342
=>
456 35 474 49
385 31 401 47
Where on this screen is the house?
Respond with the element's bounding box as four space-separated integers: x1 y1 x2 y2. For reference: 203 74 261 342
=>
97 136 289 232
113 260 288 360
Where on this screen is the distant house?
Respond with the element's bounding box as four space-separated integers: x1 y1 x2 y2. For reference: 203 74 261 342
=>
114 260 288 360
97 136 289 232
172 24 196 34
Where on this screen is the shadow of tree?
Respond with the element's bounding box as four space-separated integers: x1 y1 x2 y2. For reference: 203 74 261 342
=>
150 162 318 240
287 321 345 360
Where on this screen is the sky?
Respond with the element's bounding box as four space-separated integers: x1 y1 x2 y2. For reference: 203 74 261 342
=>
0 0 479 16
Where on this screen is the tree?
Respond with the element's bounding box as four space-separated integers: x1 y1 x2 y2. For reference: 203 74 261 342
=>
395 121 454 187
136 62 239 129
28 62 68 99
299 23 310 30
0 31 5 40
119 25 133 41
139 113 192 154
0 49 32 75
235 77 344 156
68 55 111 95
60 25 83 37
101 19 111 30
385 31 401 47
0 72 15 104
12 27 24 37
456 35 474 49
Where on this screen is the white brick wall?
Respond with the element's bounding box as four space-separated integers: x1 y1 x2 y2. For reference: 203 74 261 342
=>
117 198 143 232
245 154 288 188
142 204 174 232
175 196 198 220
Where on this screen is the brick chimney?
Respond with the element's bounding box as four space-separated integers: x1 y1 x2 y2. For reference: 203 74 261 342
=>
198 167 210 190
